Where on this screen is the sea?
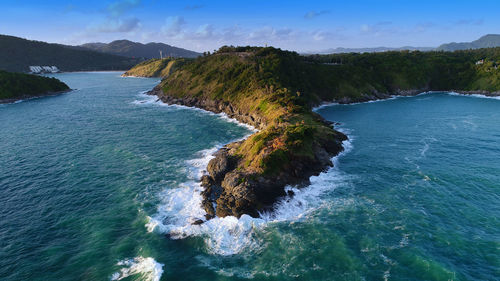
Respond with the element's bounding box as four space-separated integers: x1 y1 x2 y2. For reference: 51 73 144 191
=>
0 72 498 281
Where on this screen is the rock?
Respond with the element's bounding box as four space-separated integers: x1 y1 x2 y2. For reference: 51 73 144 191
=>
192 219 204 225
200 175 214 188
202 200 216 220
207 150 235 183
145 87 348 220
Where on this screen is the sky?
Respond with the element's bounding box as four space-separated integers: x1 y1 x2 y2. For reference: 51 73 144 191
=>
1 0 499 53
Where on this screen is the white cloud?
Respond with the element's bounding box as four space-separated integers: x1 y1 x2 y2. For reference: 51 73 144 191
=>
161 16 186 37
360 21 394 37
107 0 141 18
248 27 295 42
93 17 141 33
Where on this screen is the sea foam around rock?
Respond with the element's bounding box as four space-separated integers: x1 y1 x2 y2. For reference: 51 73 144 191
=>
111 256 164 281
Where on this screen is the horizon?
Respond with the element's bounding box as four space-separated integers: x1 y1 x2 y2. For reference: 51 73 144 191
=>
1 0 500 53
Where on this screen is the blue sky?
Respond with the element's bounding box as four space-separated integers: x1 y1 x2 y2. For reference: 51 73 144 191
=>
1 0 499 52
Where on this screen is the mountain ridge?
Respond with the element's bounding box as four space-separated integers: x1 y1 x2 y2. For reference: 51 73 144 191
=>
437 34 500 51
0 35 142 73
79 39 201 59
310 34 500 54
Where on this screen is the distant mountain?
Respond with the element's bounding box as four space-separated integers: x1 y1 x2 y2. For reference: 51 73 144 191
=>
79 40 201 59
436 34 500 51
310 46 434 55
0 35 142 73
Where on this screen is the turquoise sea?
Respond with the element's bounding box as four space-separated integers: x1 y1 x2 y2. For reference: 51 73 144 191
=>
0 72 498 281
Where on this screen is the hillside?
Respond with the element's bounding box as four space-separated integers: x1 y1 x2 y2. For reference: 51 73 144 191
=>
0 35 142 73
122 58 192 77
0 70 70 103
437 34 500 51
80 40 200 59
145 46 500 220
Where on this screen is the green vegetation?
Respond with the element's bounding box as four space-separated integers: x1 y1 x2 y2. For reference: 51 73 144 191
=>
122 58 192 77
152 46 500 176
0 70 69 102
0 35 142 73
305 47 500 96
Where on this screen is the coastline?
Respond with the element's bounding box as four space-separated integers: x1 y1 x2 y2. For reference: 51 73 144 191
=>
313 89 500 110
146 85 500 222
0 89 73 104
147 85 347 221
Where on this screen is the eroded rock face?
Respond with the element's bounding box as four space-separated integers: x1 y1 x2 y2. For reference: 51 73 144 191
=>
207 149 235 182
148 86 347 219
196 133 346 219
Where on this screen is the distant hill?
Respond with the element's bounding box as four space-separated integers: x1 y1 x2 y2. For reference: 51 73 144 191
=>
0 35 142 73
312 46 434 54
80 40 201 59
437 34 500 51
311 34 500 54
0 70 69 103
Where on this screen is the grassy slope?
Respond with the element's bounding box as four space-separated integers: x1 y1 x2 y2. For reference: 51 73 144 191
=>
152 46 500 176
160 48 346 176
0 70 69 101
122 58 192 77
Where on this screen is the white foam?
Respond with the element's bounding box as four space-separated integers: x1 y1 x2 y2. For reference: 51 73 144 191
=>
146 125 353 256
313 91 436 110
111 256 164 281
132 92 258 132
138 89 353 255
312 102 339 111
448 91 500 100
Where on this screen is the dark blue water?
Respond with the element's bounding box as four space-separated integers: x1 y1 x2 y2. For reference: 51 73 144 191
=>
1 73 498 281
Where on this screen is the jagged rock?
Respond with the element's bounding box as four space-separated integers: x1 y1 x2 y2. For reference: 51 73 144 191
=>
192 219 204 225
207 150 235 183
202 200 216 220
146 86 348 219
200 175 214 188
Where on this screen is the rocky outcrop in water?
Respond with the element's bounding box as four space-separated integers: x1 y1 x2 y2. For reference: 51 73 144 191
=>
148 86 346 220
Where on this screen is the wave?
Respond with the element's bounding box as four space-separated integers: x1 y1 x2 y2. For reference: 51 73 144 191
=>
313 92 436 111
132 92 257 132
111 256 164 281
146 125 353 256
447 91 500 100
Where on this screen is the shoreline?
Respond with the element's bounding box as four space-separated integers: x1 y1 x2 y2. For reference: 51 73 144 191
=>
313 89 500 110
0 89 73 104
147 85 499 222
147 85 346 221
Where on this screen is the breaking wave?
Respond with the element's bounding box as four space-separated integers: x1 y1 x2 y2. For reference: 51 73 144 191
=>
145 123 353 255
111 257 164 281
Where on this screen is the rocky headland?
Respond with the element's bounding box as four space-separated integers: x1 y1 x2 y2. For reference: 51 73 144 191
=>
135 46 500 222
148 85 346 219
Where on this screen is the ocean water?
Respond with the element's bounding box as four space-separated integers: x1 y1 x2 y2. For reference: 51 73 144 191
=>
0 73 498 281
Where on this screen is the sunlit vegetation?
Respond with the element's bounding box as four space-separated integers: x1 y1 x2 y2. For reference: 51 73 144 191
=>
150 46 500 176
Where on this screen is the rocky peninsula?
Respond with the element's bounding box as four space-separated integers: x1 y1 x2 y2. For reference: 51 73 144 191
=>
136 46 500 221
